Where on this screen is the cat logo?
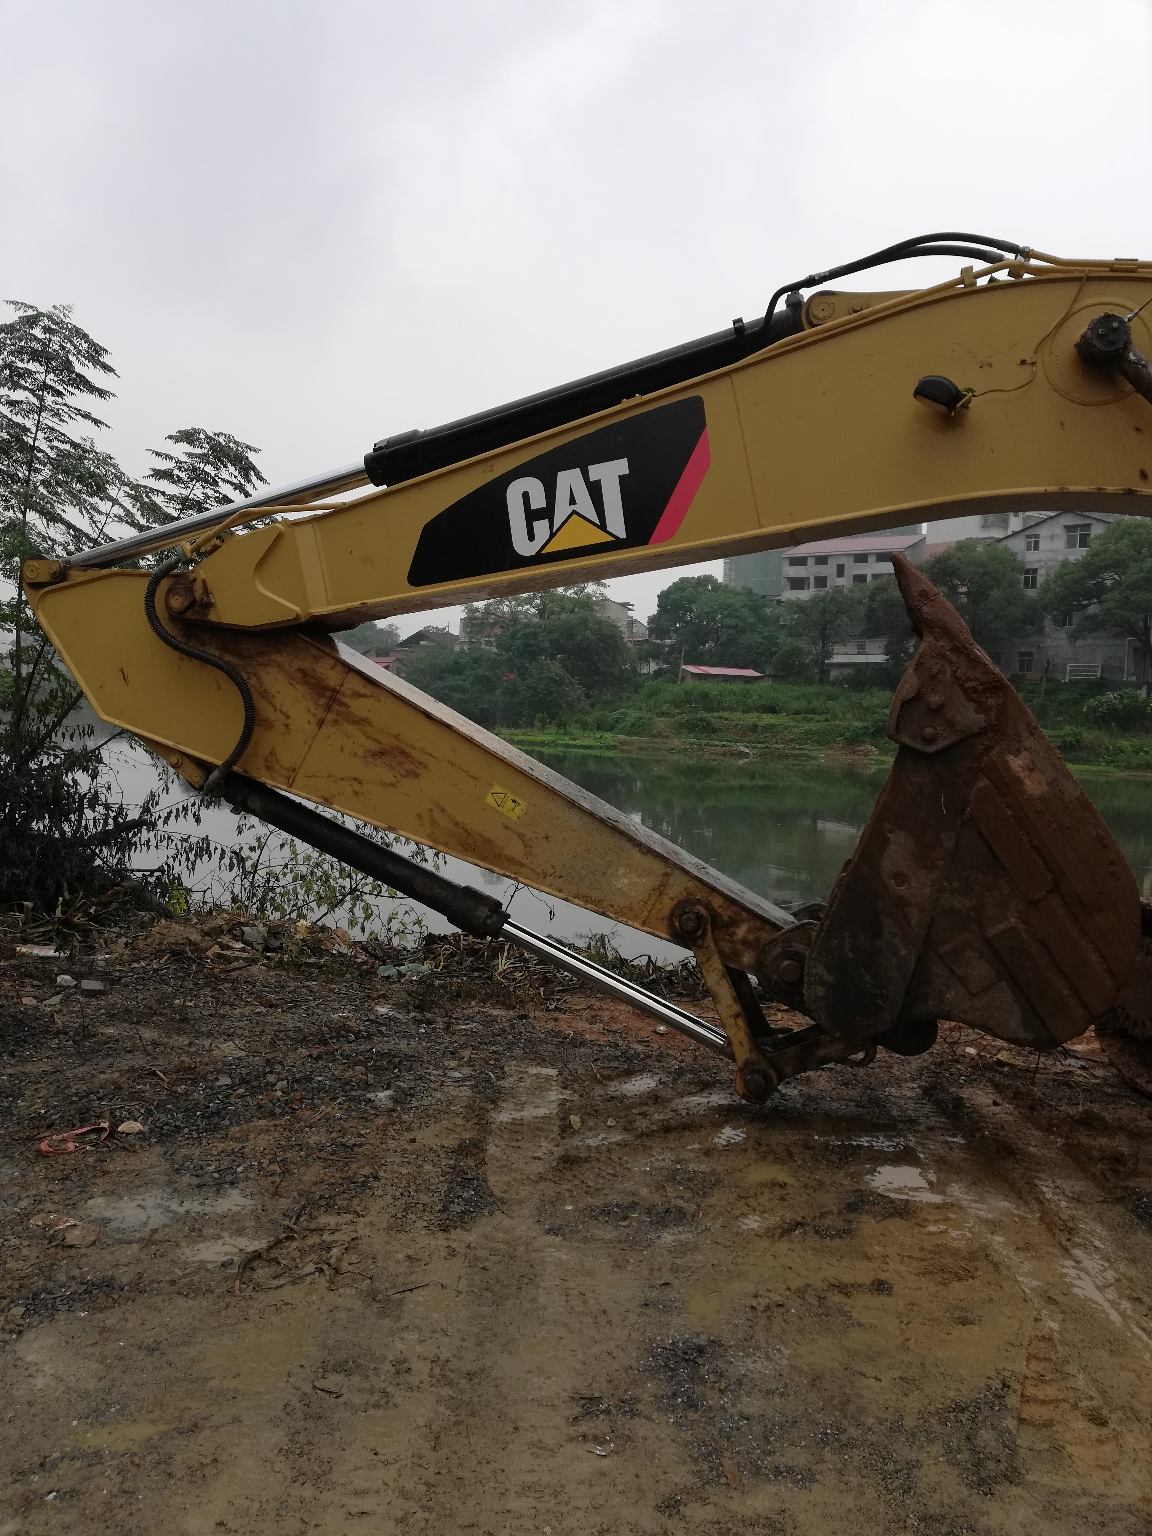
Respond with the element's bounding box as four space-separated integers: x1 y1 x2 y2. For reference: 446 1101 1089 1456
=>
407 396 709 587
506 458 629 557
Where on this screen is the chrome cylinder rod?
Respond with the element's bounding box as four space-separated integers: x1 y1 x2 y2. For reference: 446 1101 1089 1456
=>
502 919 731 1057
219 773 730 1058
66 460 369 569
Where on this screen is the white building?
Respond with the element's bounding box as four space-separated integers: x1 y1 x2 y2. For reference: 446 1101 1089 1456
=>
827 637 891 678
993 511 1134 680
723 524 922 598
596 597 648 642
777 532 926 599
925 510 1048 547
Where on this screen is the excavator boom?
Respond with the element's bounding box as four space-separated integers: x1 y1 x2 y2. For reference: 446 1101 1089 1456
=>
23 237 1152 1102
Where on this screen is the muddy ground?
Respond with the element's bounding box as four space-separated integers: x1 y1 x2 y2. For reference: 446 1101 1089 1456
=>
2 914 1152 1536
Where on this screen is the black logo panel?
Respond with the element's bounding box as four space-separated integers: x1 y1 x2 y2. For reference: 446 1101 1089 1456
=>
407 396 707 587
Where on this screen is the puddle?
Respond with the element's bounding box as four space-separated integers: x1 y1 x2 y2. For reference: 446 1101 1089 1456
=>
183 1234 274 1263
674 1090 738 1114
609 1073 661 1097
865 1165 943 1203
76 1418 178 1452
821 1134 910 1152
85 1186 254 1234
713 1127 747 1147
493 1065 572 1122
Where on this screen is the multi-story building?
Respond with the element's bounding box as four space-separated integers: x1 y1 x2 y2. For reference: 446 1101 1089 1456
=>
776 532 926 599
924 510 1050 549
722 524 923 599
993 510 1136 680
596 597 648 643
826 636 892 679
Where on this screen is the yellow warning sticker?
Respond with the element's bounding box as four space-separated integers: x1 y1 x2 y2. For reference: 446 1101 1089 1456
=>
485 783 527 821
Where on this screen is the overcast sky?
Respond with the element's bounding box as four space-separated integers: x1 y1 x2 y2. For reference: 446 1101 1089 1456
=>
4 0 1151 633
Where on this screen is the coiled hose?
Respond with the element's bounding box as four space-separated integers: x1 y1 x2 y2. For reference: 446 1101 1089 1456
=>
143 554 256 796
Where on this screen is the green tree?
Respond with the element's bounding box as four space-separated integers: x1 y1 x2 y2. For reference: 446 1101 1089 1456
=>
919 539 1040 660
846 574 919 686
128 425 266 528
502 588 635 704
0 302 129 699
649 575 781 669
409 587 636 727
0 304 155 911
400 644 510 727
339 619 401 656
1040 518 1152 673
0 301 264 916
779 586 862 684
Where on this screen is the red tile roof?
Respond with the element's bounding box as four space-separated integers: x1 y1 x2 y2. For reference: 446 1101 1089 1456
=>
681 664 764 678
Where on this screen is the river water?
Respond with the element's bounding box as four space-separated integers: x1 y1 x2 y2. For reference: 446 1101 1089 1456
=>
536 751 1152 910
98 721 1152 960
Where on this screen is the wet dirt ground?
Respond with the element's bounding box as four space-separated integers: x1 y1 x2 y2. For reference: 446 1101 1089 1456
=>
2 918 1152 1535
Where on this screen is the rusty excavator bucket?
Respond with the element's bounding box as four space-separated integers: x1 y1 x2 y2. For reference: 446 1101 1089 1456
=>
801 554 1151 1074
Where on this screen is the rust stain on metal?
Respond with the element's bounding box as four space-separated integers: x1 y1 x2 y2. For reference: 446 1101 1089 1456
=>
805 554 1140 1051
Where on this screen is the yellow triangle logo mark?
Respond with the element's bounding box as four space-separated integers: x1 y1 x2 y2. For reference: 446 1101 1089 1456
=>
541 515 617 555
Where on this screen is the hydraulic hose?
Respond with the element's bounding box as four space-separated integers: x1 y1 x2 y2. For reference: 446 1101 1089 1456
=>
762 230 1030 326
143 554 256 795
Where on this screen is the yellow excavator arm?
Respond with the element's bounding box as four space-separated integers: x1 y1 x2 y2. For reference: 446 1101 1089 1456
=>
23 235 1152 1102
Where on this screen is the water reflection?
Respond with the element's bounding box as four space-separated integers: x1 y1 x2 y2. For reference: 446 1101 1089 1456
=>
86 699 1152 952
534 751 1152 909
536 752 891 910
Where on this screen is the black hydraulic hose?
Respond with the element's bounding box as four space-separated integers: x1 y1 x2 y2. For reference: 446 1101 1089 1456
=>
762 230 1030 326
143 555 256 796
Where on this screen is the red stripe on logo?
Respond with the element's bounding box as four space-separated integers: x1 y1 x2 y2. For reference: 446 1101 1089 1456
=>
647 429 711 545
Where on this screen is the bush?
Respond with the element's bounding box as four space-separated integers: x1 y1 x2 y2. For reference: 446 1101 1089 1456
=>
0 728 150 913
1083 691 1151 729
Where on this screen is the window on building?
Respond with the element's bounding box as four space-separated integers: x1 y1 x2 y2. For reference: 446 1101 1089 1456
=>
1061 610 1075 628
853 553 869 564
814 555 828 566
1017 651 1035 674
787 556 809 567
836 564 845 578
813 575 828 589
1022 568 1038 589
852 574 868 585
1065 524 1092 549
856 641 868 654
1025 533 1040 552
787 577 810 591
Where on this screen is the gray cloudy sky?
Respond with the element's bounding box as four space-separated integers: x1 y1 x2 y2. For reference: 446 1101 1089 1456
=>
4 0 1151 631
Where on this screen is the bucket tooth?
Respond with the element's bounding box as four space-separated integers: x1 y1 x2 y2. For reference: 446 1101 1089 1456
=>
802 554 1140 1052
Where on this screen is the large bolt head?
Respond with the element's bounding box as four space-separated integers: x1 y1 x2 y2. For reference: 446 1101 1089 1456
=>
677 909 703 938
741 1071 770 1103
778 958 802 984
165 583 194 616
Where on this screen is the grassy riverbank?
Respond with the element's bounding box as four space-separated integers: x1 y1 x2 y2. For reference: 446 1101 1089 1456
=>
505 680 894 760
500 678 1152 772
